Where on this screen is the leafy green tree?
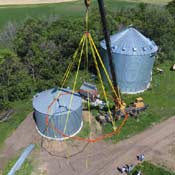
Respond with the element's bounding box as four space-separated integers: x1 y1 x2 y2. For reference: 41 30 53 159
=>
0 49 32 109
167 0 175 19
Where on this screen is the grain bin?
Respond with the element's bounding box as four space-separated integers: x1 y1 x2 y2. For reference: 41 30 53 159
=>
33 88 83 140
100 26 158 94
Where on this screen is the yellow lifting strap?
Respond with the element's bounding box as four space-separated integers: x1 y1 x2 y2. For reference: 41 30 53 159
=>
61 34 86 88
88 34 117 130
88 34 122 107
63 34 86 134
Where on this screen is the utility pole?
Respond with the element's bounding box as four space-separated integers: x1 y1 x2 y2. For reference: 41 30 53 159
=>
97 0 120 104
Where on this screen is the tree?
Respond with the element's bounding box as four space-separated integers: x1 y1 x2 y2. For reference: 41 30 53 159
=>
0 49 32 109
167 0 175 19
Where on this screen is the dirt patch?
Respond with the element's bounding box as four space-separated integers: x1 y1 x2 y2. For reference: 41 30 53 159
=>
83 110 102 138
42 139 68 154
0 0 77 5
82 111 91 122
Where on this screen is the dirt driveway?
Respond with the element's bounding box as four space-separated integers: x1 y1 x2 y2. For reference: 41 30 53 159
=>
40 116 175 175
0 114 175 174
0 0 77 5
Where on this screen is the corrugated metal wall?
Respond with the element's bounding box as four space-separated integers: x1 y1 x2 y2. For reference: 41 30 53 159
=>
33 88 83 140
101 51 155 93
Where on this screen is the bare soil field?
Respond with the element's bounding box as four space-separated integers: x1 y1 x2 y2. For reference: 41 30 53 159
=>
0 0 77 5
0 114 175 175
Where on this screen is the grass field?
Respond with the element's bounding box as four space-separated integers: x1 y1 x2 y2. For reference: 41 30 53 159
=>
0 0 137 29
131 161 175 175
0 0 169 29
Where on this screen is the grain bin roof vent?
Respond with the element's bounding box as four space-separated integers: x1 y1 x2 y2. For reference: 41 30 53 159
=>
100 26 158 56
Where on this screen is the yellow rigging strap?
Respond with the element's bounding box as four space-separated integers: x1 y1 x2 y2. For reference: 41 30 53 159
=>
88 34 116 130
46 35 86 135
89 34 122 107
63 34 86 134
61 34 86 88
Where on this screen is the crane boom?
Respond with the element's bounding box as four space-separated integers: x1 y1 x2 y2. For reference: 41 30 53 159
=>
97 0 120 106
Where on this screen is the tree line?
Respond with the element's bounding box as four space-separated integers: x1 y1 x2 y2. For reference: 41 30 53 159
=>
0 1 175 110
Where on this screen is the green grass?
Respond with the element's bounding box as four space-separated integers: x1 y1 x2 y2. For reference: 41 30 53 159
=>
103 61 175 142
0 1 84 29
2 150 33 175
77 121 90 138
0 99 32 148
131 161 175 175
0 0 170 29
0 0 155 29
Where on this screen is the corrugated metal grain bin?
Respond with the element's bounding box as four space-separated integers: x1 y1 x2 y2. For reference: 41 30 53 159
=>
100 26 158 94
33 88 83 140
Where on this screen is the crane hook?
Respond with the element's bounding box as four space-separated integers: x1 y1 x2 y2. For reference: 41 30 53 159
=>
84 0 90 8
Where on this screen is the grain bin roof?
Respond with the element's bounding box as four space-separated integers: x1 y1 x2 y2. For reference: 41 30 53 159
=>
33 88 82 115
100 26 158 56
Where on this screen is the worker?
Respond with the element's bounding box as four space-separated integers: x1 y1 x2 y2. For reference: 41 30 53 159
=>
121 166 126 173
136 170 141 175
140 154 144 161
125 164 134 174
137 153 144 161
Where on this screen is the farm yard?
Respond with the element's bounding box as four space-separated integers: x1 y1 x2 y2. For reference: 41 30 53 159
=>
0 0 175 175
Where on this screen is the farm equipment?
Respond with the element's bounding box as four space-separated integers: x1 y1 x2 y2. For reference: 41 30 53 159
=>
96 97 148 125
126 97 148 118
114 97 148 120
96 111 112 125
